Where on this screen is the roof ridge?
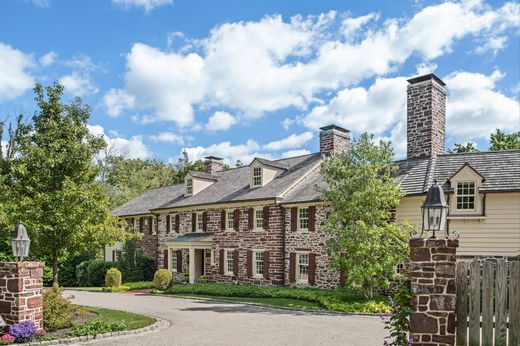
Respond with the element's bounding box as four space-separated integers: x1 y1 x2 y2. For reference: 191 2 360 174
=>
438 149 520 157
423 155 437 193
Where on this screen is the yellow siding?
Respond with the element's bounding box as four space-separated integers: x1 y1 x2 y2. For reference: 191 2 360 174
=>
396 193 520 257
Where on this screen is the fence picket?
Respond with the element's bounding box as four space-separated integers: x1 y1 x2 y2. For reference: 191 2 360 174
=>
509 261 520 346
456 261 469 346
481 261 493 346
469 260 481 346
495 260 507 346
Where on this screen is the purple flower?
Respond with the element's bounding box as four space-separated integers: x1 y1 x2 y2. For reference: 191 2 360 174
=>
9 320 37 343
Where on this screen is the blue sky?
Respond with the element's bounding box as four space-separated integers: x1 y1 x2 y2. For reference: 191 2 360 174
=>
1 0 519 165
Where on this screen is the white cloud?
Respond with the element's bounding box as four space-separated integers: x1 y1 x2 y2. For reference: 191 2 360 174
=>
112 0 173 12
149 132 184 144
87 124 152 159
282 118 294 130
475 35 508 55
263 132 313 151
281 149 311 158
205 111 237 131
0 43 34 102
30 0 49 7
103 88 135 117
180 139 264 165
59 72 98 96
39 51 57 67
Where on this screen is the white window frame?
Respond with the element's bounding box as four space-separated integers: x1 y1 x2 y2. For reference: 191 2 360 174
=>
170 249 178 273
252 167 262 187
396 263 404 276
151 217 156 235
226 210 234 231
456 181 476 211
253 251 264 278
298 208 309 232
169 214 177 233
134 218 140 233
225 250 234 275
186 178 193 195
254 208 264 230
113 250 122 262
296 252 309 283
196 212 203 232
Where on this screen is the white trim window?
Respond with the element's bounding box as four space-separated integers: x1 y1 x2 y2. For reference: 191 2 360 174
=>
151 217 156 235
170 214 177 233
186 178 193 195
134 218 140 233
456 181 476 210
254 251 264 277
225 250 234 275
113 250 122 262
254 208 263 230
298 208 309 231
170 249 178 273
196 213 203 232
396 263 404 276
226 210 234 231
297 253 309 282
252 167 262 187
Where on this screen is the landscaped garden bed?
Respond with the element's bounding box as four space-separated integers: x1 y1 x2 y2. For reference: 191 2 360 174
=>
152 283 391 314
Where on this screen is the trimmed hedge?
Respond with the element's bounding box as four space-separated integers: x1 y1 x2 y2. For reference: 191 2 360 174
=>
162 283 390 314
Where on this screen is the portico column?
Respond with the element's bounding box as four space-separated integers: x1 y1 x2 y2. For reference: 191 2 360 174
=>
189 248 196 284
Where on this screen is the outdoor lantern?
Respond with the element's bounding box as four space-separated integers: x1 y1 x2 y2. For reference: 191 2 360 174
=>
421 179 449 239
11 224 31 262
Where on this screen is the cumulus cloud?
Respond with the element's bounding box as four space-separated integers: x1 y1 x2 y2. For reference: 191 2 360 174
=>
263 132 313 151
0 43 35 102
103 88 135 117
205 111 237 131
149 132 185 144
281 149 311 158
180 139 265 165
59 72 98 96
39 51 57 66
87 124 152 159
112 0 173 12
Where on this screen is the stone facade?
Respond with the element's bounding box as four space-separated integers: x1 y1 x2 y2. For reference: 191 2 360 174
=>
319 125 350 156
407 74 446 159
204 156 224 174
0 262 44 330
409 238 457 345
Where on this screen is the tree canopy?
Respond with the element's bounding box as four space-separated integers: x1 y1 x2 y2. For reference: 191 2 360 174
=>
448 128 519 153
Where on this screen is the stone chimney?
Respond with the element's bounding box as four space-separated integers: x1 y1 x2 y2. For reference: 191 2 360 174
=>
407 73 446 159
319 125 350 156
204 156 224 174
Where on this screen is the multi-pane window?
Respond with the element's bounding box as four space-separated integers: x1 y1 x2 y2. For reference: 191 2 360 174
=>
456 182 475 210
396 263 404 275
298 254 309 282
186 178 193 195
171 250 178 272
197 213 203 232
254 251 264 276
170 214 176 232
227 211 234 231
299 208 309 231
252 167 262 186
255 209 263 229
134 218 140 232
113 250 122 262
225 251 234 274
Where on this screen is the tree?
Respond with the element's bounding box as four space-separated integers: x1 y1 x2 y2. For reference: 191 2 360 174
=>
447 142 480 154
321 133 409 298
172 151 205 184
489 129 520 151
3 83 129 284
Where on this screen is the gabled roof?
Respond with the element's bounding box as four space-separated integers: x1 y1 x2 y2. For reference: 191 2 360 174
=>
188 171 220 181
250 157 289 170
112 185 184 217
446 162 485 183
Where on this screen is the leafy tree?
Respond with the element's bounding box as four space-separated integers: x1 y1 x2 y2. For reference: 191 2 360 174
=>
447 142 480 154
172 151 204 184
235 159 244 167
489 129 520 151
321 133 409 298
3 83 129 284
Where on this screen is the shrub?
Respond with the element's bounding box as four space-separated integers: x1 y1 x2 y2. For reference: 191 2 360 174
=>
68 320 127 337
43 285 75 331
9 320 37 343
153 269 172 290
76 259 118 287
383 276 411 346
76 261 90 287
135 255 155 281
105 268 122 288
59 252 95 287
0 334 15 345
102 285 130 292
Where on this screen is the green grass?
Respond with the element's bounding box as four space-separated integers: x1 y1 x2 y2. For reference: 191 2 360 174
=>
84 306 155 330
68 287 103 292
66 281 154 292
158 283 390 314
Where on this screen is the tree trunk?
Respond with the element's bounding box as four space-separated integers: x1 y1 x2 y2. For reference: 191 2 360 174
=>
52 255 59 286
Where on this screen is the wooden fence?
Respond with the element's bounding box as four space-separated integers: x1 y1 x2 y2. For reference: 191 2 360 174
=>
456 260 520 346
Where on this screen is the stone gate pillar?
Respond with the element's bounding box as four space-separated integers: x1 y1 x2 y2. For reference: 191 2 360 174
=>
409 239 458 345
0 262 44 329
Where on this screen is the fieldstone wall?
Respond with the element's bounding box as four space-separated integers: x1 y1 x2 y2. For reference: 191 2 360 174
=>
319 127 350 156
409 238 458 346
0 262 44 330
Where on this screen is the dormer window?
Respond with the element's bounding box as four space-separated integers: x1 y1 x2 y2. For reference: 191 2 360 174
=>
186 178 193 195
252 167 262 187
456 181 476 210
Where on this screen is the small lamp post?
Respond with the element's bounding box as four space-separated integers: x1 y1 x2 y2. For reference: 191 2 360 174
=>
11 224 31 262
420 179 449 239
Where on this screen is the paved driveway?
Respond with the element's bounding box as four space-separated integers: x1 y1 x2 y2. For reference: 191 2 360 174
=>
67 290 388 346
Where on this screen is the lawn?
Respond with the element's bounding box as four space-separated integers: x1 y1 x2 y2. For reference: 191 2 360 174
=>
83 306 155 330
156 283 391 314
66 281 154 292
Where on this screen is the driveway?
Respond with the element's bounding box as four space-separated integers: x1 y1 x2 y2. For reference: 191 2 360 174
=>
67 290 388 346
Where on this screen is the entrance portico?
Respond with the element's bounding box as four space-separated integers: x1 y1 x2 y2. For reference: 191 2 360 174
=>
166 233 212 284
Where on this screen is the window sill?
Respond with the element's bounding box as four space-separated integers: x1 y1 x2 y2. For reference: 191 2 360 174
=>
448 215 486 221
253 275 263 279
253 228 265 232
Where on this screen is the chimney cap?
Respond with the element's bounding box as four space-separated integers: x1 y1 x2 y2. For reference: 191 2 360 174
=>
204 156 224 161
407 73 446 87
319 124 350 133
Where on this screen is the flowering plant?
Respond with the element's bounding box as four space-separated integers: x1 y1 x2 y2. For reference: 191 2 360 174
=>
9 320 37 343
36 328 46 335
0 334 15 345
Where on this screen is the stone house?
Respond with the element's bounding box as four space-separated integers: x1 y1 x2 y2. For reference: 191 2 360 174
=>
106 73 520 288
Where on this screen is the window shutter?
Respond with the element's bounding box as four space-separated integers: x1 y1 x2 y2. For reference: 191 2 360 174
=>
219 249 224 274
246 250 253 277
221 210 226 230
163 250 169 269
192 213 196 232
339 268 345 288
233 249 239 275
263 251 270 279
139 217 144 232
308 206 316 232
289 252 296 283
290 207 297 232
166 215 171 234
247 208 254 230
233 209 240 231
202 211 208 232
177 250 183 272
175 214 180 233
148 217 153 235
263 206 269 230
309 253 316 285
112 251 115 262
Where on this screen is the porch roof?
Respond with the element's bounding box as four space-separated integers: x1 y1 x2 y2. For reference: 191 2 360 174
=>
165 233 213 248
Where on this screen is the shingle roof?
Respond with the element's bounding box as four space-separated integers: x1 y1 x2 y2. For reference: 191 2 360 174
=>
112 185 184 217
251 158 289 170
189 171 220 181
